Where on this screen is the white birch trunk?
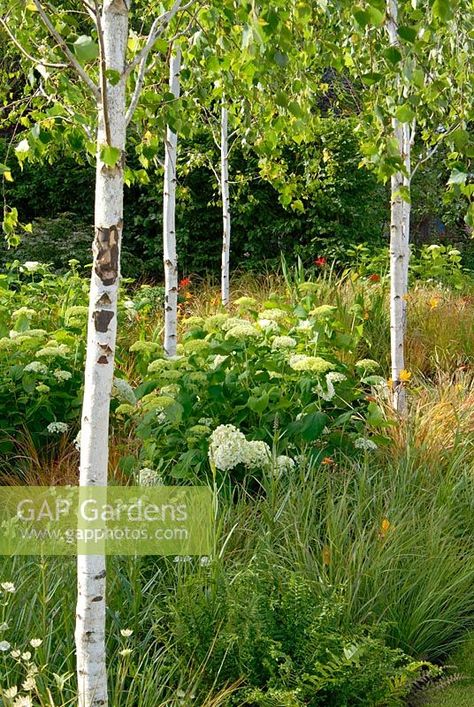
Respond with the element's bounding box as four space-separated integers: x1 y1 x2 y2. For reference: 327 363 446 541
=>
220 104 231 306
75 1 128 704
387 0 412 414
163 49 181 356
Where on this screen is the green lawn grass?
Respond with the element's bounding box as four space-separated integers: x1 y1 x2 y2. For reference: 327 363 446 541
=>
420 635 474 706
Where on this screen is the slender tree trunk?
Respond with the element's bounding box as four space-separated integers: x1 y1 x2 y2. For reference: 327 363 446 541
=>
387 0 412 414
163 49 181 356
75 1 128 704
220 104 231 306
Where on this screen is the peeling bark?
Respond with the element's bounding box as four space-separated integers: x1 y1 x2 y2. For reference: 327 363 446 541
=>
75 0 128 705
221 104 231 307
387 0 412 415
163 49 181 357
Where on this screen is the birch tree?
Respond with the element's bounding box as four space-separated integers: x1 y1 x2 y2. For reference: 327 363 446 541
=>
163 48 182 356
0 0 192 703
220 102 231 305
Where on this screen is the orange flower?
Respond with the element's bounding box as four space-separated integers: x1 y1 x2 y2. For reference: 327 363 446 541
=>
379 518 391 539
368 274 380 283
322 545 331 566
179 277 191 288
321 456 334 466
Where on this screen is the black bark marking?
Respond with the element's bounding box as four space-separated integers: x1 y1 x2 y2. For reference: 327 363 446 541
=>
93 310 114 332
99 343 113 355
91 595 103 602
94 224 120 285
97 292 112 307
94 569 106 579
97 356 109 364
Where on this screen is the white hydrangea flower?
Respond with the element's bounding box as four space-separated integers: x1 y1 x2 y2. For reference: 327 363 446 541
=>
258 318 280 334
112 378 136 405
258 308 288 321
242 440 271 469
37 344 69 358
22 261 40 272
314 371 347 402
355 359 380 372
138 468 164 486
12 307 35 319
309 304 336 318
289 355 335 373
0 640 11 651
198 417 213 427
275 455 296 475
297 319 312 332
354 437 378 451
46 422 69 435
272 335 297 350
53 369 72 382
327 372 347 383
234 296 258 308
208 424 249 471
23 362 48 375
225 323 259 339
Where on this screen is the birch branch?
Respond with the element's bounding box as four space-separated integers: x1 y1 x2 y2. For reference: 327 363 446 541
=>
32 0 100 100
0 16 67 68
125 0 197 125
411 122 460 180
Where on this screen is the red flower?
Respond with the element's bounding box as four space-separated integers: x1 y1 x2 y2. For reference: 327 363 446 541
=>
179 277 191 288
368 274 381 283
314 257 327 267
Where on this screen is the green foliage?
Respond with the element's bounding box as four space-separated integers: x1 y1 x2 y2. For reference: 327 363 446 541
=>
159 559 423 706
120 288 390 483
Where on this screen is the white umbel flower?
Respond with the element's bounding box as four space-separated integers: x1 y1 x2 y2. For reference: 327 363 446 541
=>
354 437 378 451
272 336 297 350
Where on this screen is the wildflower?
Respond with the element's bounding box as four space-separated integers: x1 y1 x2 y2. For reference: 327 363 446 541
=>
379 518 391 539
200 555 211 566
322 545 331 565
112 378 136 405
258 318 280 334
368 274 381 283
22 676 36 690
355 359 380 372
123 300 135 310
21 651 31 661
120 629 133 638
179 277 191 288
321 457 334 465
399 369 412 382
119 648 132 657
428 297 440 309
53 369 72 382
0 640 11 651
289 354 335 373
10 650 21 658
1 582 16 593
314 257 327 267
354 437 378 451
242 440 272 469
23 361 48 375
271 335 297 350
46 422 69 435
4 687 18 699
13 696 33 707
138 468 163 487
173 556 192 563
30 639 42 648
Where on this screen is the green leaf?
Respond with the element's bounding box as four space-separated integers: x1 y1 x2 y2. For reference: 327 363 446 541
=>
0 164 13 182
450 128 469 152
287 412 328 442
398 26 417 43
432 0 452 21
395 104 415 123
361 72 383 86
247 392 269 414
448 169 467 185
100 145 121 167
73 35 99 63
105 69 121 86
384 46 402 64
